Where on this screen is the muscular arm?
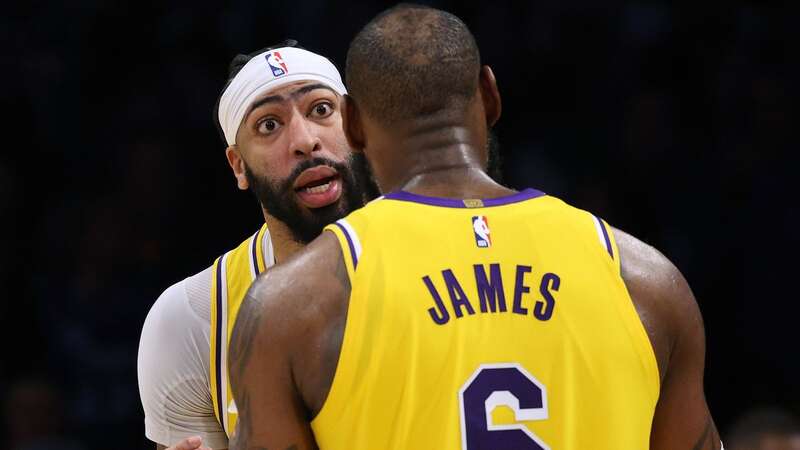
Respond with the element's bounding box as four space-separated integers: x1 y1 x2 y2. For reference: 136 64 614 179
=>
228 232 348 450
614 228 721 450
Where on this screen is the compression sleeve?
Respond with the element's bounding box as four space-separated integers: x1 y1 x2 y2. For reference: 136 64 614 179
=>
137 268 229 449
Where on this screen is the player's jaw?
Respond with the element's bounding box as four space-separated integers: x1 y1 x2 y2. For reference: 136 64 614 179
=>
244 156 363 244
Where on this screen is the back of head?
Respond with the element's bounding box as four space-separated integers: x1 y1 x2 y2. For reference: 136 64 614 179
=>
346 4 481 124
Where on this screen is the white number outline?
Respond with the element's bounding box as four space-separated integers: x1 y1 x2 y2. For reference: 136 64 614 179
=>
458 363 550 450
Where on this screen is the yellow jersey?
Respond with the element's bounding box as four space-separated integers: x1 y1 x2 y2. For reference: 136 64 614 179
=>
312 189 659 450
209 223 274 439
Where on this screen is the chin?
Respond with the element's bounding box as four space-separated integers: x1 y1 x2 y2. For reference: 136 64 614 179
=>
313 201 346 218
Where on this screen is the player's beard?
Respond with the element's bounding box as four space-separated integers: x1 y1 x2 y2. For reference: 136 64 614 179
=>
244 154 373 244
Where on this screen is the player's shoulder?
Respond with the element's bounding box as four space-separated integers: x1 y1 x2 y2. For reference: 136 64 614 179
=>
145 265 213 327
139 266 214 376
232 231 348 417
614 228 688 302
239 232 347 365
613 227 702 379
250 231 346 320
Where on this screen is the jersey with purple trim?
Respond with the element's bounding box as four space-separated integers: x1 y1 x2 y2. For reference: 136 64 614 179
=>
210 223 274 439
313 190 659 450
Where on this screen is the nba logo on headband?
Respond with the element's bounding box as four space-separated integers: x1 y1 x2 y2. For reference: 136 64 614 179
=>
265 52 288 77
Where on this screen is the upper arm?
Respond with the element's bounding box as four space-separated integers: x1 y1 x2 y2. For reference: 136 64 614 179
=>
614 228 721 450
227 281 316 450
228 232 347 450
138 278 229 449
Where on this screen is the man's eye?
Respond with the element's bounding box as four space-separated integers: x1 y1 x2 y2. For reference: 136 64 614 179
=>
258 119 281 134
311 102 333 118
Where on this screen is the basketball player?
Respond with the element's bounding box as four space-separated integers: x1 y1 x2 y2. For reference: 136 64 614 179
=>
137 42 373 450
227 5 723 450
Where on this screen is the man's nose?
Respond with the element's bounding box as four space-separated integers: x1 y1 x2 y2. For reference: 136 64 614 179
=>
288 114 321 158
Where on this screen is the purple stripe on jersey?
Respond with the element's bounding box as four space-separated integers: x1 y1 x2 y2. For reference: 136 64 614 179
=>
383 188 545 208
213 255 226 434
595 215 614 259
251 227 262 276
333 222 358 269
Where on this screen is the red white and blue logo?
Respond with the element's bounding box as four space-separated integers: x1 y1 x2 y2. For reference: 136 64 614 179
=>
265 51 288 77
472 216 491 248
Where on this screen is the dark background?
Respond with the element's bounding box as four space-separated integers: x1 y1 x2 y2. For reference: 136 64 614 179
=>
0 1 797 449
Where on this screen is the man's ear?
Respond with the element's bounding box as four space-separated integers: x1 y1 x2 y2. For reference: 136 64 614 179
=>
342 94 366 152
479 65 502 127
225 146 249 190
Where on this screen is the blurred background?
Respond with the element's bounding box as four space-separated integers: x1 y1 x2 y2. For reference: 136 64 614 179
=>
0 1 797 449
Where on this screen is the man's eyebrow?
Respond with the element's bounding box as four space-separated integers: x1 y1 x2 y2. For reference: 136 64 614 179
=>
243 84 338 122
244 94 285 121
290 83 338 98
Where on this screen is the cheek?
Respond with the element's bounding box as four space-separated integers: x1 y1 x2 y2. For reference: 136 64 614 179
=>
244 142 293 180
320 122 353 159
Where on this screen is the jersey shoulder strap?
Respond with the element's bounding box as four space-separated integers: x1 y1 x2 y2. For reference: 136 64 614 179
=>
209 223 273 436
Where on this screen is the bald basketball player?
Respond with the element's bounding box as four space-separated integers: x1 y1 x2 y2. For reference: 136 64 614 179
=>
228 5 722 450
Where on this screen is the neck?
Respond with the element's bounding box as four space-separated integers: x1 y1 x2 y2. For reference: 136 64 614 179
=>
376 124 513 199
262 212 305 264
402 163 509 198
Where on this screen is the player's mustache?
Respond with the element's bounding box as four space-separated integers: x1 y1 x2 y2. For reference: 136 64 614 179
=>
284 157 348 189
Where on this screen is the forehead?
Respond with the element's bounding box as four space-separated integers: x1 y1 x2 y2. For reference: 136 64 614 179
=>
252 80 337 104
235 79 343 144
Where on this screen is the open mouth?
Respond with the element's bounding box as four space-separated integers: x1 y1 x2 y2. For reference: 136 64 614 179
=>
297 174 338 194
293 166 343 209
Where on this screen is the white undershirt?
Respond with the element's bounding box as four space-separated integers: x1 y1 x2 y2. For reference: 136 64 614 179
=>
137 266 229 449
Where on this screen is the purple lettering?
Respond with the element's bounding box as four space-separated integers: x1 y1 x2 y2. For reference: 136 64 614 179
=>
423 275 450 325
534 273 560 321
474 264 507 313
443 269 475 318
513 265 532 315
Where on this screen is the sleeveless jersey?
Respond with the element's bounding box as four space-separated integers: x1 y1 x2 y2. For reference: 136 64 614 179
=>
312 189 660 450
209 223 275 438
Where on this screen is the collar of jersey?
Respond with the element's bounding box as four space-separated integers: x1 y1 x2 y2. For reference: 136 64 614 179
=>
382 188 545 208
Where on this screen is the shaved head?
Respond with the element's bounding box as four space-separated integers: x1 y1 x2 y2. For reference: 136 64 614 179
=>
345 4 481 124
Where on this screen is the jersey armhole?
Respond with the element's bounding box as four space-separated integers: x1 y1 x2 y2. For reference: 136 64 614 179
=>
590 214 621 274
313 220 362 431
209 254 228 436
597 217 661 401
252 223 274 276
324 219 361 280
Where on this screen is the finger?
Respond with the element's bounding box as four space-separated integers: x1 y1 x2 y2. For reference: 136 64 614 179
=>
170 436 203 450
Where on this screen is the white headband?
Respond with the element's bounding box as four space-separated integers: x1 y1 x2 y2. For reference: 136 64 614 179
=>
218 46 347 146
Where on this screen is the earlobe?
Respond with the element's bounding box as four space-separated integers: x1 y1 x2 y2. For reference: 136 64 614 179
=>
479 65 502 127
342 95 366 152
225 146 249 190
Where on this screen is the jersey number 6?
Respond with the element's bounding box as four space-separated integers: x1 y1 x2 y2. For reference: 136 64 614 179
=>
459 363 550 450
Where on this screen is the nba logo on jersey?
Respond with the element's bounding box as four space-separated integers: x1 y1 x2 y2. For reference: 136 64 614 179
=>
472 216 491 248
265 52 288 77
